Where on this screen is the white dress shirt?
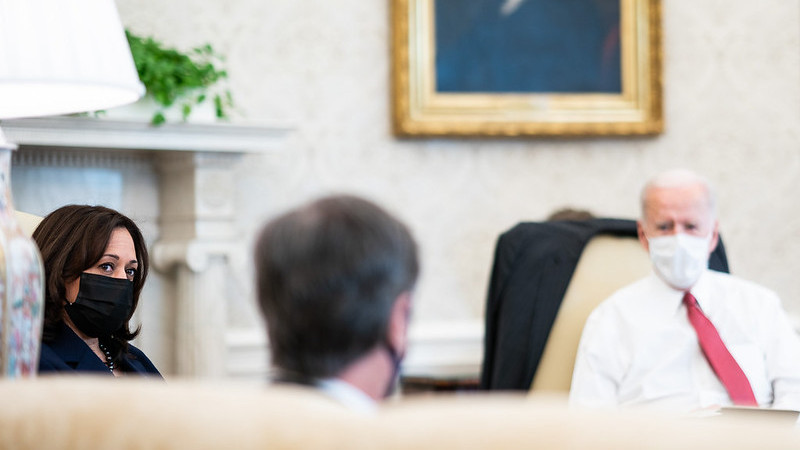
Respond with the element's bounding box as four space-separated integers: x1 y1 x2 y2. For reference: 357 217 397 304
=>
317 378 378 414
569 269 800 412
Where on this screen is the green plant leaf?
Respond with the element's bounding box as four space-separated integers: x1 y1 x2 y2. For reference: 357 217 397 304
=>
151 112 166 126
126 29 232 125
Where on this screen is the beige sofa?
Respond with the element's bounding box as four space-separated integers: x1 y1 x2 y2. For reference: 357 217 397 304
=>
1 377 798 449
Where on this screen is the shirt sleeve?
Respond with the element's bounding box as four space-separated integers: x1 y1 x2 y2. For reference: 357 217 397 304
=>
569 305 624 409
762 295 800 410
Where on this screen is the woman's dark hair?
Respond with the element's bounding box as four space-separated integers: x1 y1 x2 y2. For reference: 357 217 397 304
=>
32 205 149 357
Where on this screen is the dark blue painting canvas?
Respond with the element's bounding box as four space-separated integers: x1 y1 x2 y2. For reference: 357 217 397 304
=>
434 0 621 94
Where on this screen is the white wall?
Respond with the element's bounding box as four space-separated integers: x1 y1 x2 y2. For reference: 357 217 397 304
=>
35 0 799 376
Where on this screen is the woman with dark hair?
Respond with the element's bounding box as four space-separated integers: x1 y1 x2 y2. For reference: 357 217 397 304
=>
34 205 161 377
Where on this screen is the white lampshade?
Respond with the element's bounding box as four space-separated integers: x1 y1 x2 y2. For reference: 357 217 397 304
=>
0 0 144 119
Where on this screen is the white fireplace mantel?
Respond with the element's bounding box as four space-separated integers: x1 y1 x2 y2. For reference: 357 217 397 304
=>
0 116 289 154
1 117 486 382
1 116 291 378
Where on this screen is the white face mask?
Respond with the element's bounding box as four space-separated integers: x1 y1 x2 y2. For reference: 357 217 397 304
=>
647 233 711 290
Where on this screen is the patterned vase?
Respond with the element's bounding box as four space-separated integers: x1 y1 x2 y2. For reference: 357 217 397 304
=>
0 131 45 377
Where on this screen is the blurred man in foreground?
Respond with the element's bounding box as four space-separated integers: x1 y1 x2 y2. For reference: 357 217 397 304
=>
254 195 418 413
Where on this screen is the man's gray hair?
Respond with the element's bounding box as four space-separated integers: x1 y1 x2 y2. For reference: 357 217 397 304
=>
640 169 717 218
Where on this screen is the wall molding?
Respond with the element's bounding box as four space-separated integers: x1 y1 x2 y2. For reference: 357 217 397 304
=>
404 319 484 378
225 320 485 382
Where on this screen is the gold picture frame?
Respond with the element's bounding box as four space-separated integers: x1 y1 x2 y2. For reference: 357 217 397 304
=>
391 0 663 137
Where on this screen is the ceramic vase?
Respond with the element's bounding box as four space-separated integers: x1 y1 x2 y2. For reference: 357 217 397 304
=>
0 135 45 377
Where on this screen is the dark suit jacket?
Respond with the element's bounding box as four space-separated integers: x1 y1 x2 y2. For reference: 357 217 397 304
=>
480 218 729 391
38 322 162 377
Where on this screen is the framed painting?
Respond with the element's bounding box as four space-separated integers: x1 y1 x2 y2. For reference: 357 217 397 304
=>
391 0 663 137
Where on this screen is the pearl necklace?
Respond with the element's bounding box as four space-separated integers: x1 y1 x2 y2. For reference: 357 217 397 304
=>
97 342 116 371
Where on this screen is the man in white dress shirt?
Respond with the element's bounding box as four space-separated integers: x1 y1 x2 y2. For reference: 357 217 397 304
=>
569 169 800 412
254 195 418 413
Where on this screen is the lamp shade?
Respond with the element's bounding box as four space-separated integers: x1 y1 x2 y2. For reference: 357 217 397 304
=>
0 0 144 119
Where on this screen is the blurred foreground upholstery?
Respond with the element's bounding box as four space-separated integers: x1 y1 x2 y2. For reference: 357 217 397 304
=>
0 377 797 449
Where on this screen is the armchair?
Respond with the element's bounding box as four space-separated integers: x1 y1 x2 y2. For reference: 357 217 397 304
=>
15 210 42 237
480 218 729 392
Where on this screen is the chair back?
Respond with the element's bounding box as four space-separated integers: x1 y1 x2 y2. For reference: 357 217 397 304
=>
15 210 42 237
530 235 649 392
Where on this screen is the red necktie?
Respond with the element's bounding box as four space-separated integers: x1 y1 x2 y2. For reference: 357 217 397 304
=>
683 292 757 406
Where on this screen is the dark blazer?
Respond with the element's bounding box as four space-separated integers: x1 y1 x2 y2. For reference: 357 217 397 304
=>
480 218 729 391
38 322 162 377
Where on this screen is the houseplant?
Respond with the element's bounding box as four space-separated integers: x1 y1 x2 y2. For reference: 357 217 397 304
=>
124 30 233 125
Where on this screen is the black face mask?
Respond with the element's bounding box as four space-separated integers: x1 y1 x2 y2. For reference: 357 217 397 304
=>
383 341 404 399
65 273 134 338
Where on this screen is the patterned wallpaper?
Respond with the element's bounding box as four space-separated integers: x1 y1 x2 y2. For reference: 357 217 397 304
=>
117 0 800 326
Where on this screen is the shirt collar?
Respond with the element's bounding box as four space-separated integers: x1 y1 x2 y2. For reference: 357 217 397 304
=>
643 272 682 316
316 378 378 414
686 269 716 315
646 269 714 316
